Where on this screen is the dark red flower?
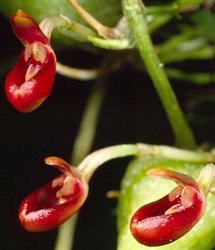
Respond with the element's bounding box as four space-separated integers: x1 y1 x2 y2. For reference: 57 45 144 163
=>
19 157 88 232
130 164 215 246
5 10 56 112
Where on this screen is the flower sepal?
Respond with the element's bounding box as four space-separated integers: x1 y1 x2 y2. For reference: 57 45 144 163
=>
10 9 49 46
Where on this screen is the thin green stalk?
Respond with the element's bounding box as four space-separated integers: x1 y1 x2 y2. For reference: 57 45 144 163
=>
54 76 107 250
71 79 107 166
79 144 140 182
53 214 78 250
122 0 196 149
77 143 215 182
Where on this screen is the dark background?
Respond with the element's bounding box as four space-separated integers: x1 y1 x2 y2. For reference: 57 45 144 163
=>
1 11 215 250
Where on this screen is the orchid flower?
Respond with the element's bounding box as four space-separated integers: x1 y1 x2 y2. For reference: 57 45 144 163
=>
5 10 56 113
130 164 215 246
18 144 140 232
19 157 88 232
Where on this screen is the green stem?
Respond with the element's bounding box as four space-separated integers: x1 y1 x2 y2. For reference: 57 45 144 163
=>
78 144 140 182
39 16 70 40
53 214 78 250
39 15 97 42
136 143 215 162
121 0 196 149
71 78 107 166
54 75 107 250
78 143 215 183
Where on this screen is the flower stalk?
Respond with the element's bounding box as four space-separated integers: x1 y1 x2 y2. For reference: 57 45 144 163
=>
67 0 118 39
77 143 215 182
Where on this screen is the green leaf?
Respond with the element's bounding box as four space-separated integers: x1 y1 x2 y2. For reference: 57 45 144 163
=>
117 156 215 250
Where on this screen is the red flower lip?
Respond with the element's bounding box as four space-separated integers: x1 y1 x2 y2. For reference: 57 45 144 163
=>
19 157 88 232
130 185 205 246
130 165 215 246
5 10 56 113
